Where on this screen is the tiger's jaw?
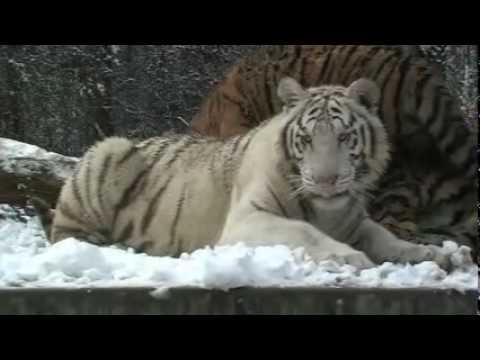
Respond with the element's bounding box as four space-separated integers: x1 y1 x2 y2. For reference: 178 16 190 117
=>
301 171 354 198
309 190 351 209
302 176 354 209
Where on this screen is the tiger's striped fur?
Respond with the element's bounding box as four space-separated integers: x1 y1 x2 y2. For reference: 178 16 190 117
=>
190 45 478 256
50 79 454 269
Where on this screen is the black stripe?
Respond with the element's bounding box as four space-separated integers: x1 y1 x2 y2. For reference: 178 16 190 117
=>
324 48 342 84
425 86 443 130
427 173 455 205
285 45 302 74
337 46 358 75
281 119 292 161
135 241 154 254
339 112 351 129
435 100 454 145
230 135 244 157
356 113 377 158
268 67 281 114
300 56 309 86
250 74 264 122
116 221 134 244
112 169 150 228
344 46 383 83
84 159 104 226
152 140 174 164
378 194 413 211
141 176 174 235
316 51 333 84
358 46 384 73
118 146 138 166
164 137 195 170
378 58 400 121
435 183 474 207
223 92 243 107
84 160 93 212
98 154 113 215
366 120 377 157
298 199 311 222
71 169 88 214
264 71 275 116
289 119 301 160
330 97 343 109
393 57 412 135
169 186 187 250
267 185 289 218
241 133 255 154
341 51 366 84
251 201 271 214
358 125 366 148
415 72 433 111
444 126 471 156
138 138 159 152
451 211 467 227
236 81 257 126
58 203 86 227
372 53 397 81
175 238 185 258
293 137 303 159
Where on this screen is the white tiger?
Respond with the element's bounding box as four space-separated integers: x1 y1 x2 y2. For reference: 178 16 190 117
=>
50 77 454 269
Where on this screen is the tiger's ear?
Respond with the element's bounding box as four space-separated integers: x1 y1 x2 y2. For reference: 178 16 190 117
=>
278 77 309 108
347 78 381 115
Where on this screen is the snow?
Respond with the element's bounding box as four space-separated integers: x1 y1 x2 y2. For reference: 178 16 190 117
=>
0 204 477 293
0 137 78 180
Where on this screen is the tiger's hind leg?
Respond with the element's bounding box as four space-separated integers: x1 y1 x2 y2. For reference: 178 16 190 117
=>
50 226 112 247
51 137 148 248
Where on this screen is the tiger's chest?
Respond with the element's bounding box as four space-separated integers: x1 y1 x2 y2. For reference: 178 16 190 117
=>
306 197 368 245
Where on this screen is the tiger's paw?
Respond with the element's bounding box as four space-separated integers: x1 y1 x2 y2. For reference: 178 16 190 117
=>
394 243 473 272
310 248 375 270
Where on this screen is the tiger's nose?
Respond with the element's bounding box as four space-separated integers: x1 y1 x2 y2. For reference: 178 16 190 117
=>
315 175 339 185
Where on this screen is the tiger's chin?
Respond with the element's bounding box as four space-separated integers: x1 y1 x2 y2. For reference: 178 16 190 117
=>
308 190 351 209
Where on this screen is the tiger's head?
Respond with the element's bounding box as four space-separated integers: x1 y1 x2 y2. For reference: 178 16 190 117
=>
277 77 391 205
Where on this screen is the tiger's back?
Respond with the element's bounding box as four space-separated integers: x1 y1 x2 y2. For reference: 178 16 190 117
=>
50 133 258 256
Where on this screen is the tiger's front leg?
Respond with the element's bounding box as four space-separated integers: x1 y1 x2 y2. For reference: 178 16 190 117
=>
219 211 375 269
352 218 454 269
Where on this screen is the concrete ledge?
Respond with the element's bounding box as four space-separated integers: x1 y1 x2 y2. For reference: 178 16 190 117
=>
0 287 477 315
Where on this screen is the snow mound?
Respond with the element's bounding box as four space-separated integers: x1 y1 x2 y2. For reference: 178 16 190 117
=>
0 205 477 292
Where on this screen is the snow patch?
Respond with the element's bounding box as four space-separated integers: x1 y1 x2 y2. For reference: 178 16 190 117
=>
0 204 477 292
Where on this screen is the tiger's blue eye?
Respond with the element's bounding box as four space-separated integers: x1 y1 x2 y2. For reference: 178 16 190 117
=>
339 133 350 142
